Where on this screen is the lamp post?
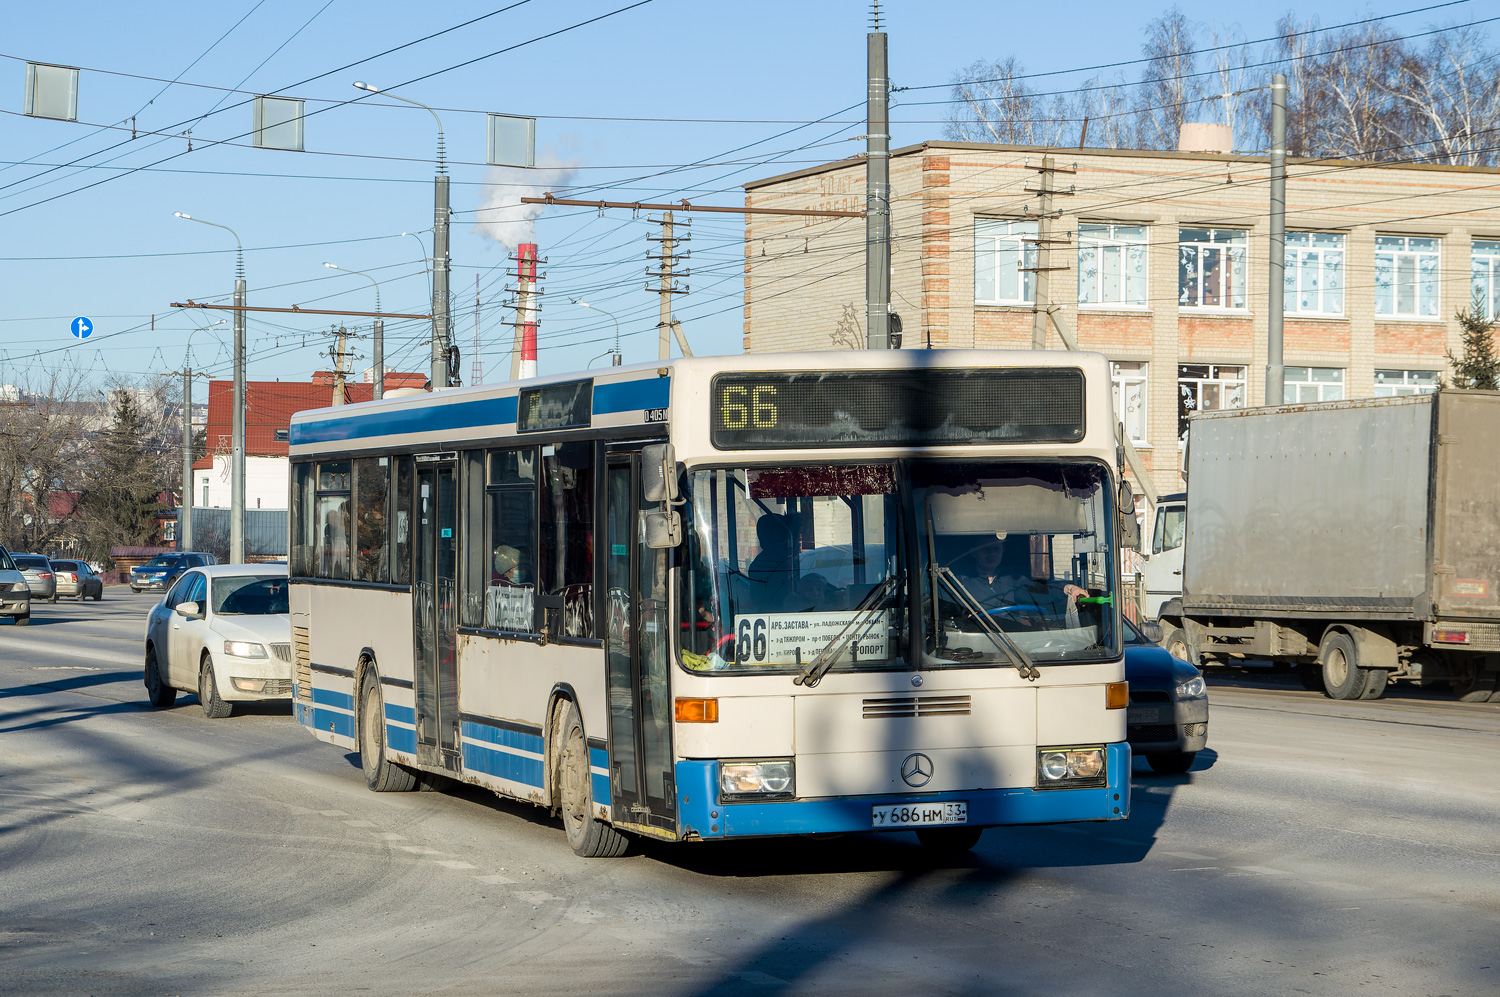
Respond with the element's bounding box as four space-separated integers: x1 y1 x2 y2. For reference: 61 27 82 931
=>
174 211 246 563
324 263 384 399
571 298 622 366
356 82 451 390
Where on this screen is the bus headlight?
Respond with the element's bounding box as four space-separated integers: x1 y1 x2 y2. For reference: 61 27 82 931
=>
1036 747 1106 789
719 760 795 800
223 640 268 658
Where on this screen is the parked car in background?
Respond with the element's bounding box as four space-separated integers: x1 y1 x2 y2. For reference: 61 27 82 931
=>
13 554 57 603
50 559 104 601
1123 617 1209 774
0 545 31 624
143 564 291 718
129 552 217 594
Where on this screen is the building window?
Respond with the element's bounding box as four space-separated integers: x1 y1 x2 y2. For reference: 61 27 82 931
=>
1375 235 1440 318
202 481 209 506
1079 224 1148 308
1111 361 1148 444
1283 367 1344 403
974 218 1037 305
1178 228 1248 309
1285 232 1345 316
1178 364 1246 441
1374 369 1440 396
1472 240 1500 319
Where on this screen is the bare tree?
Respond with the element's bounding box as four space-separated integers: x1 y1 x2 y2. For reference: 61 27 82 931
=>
0 370 95 555
945 57 1045 145
1136 8 1202 150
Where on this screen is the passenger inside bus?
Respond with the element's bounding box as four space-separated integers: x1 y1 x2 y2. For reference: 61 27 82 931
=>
744 513 799 612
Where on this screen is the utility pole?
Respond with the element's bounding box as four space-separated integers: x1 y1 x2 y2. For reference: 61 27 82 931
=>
326 325 356 406
647 212 691 360
472 274 483 386
232 273 245 563
1025 156 1076 349
508 244 542 379
181 364 193 551
433 170 452 389
865 1 891 349
1267 72 1288 405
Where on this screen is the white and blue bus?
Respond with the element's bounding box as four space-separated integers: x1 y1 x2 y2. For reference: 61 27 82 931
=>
287 350 1134 856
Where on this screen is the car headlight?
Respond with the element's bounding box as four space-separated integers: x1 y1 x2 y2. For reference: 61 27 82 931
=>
10 582 27 593
223 640 268 658
1175 676 1207 699
719 760 795 800
1036 747 1107 789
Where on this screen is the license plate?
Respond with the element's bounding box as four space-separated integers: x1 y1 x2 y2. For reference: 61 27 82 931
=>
871 801 967 828
1128 706 1164 724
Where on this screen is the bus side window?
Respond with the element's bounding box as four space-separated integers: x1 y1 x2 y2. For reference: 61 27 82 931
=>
315 461 352 580
485 447 537 632
353 457 390 584
290 462 314 577
393 456 413 585
541 442 594 639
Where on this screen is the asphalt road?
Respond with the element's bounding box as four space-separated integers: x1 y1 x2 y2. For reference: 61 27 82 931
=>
2 593 1497 996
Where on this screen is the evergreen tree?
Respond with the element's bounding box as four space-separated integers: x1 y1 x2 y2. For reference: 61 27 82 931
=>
88 391 166 546
1447 303 1500 391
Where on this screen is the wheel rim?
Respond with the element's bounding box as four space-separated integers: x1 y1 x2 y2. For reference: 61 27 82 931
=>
362 686 382 779
1326 646 1349 688
560 729 588 835
200 665 211 705
1169 638 1187 660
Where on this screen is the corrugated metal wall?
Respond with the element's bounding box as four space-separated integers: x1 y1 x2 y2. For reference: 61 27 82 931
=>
182 508 288 557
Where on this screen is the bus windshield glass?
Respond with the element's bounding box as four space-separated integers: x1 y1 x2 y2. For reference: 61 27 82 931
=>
915 460 1118 664
680 464 903 673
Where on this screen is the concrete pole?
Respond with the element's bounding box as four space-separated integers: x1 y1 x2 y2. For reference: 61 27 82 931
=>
373 318 384 400
180 367 192 552
1267 73 1288 406
231 276 246 564
659 212 674 361
432 173 451 389
1031 157 1054 349
865 24 890 349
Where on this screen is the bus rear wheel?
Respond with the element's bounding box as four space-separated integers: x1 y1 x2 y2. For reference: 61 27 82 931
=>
360 673 417 792
557 702 627 858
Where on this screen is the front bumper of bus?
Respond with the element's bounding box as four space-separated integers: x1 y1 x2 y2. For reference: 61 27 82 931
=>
674 742 1130 839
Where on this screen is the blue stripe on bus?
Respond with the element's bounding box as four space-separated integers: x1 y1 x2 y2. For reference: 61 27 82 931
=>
311 685 354 711
289 376 668 446
312 705 355 740
460 720 545 788
386 722 416 755
594 377 669 414
385 702 416 726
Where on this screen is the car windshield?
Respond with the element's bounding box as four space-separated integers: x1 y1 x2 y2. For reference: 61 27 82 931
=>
212 576 289 615
0 550 14 571
143 555 178 569
914 460 1118 664
15 555 49 570
680 464 902 673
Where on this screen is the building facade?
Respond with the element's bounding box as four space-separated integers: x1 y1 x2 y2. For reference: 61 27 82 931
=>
741 142 1500 493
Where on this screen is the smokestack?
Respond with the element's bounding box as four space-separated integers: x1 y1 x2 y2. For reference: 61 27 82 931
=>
519 243 538 379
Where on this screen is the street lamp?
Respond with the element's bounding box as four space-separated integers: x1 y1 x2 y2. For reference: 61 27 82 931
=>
571 298 622 366
324 262 384 399
356 82 452 390
174 210 247 563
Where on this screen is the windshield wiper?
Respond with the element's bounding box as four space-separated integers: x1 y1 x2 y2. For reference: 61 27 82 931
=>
931 567 1040 681
793 576 897 689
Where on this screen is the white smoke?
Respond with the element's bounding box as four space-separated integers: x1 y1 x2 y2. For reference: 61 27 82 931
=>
473 154 579 251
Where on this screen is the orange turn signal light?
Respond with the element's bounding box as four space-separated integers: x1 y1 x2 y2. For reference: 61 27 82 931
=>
1105 682 1129 710
675 697 719 723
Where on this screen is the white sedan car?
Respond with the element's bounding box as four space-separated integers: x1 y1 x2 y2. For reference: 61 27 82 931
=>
143 564 292 718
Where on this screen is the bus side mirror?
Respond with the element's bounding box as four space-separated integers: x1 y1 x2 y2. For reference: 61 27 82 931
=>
641 443 678 503
644 511 682 548
1118 479 1141 550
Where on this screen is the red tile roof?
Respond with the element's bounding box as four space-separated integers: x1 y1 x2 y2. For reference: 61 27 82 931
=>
193 376 426 469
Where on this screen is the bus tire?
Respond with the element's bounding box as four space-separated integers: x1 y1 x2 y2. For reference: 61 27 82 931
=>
360 673 417 792
199 659 232 719
916 826 984 853
557 702 627 858
144 643 175 707
1320 633 1365 701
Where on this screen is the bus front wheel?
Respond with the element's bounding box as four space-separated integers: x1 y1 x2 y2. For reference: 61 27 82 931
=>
557 702 627 858
360 672 417 793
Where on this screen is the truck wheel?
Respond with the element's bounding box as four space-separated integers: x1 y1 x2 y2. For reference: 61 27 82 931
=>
1450 660 1500 703
1320 633 1367 700
1359 668 1390 700
1164 628 1195 666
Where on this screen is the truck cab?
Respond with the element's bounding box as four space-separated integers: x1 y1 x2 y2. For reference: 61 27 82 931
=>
1139 493 1186 620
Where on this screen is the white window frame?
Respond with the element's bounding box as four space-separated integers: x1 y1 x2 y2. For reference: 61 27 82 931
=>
1284 232 1345 316
1079 224 1148 309
1472 240 1500 320
1375 235 1441 319
1111 361 1149 445
1373 369 1440 397
974 218 1038 305
1177 364 1247 443
1178 228 1248 310
1283 366 1344 403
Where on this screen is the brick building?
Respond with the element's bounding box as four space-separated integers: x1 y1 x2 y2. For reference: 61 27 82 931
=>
740 142 1500 493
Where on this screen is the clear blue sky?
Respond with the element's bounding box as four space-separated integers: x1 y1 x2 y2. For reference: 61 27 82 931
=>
0 0 1467 389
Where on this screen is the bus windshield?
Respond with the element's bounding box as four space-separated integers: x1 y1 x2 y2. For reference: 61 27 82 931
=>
680 464 902 673
679 460 1119 673
915 460 1117 664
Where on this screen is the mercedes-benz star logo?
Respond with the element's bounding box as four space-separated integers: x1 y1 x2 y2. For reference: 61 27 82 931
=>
900 752 934 788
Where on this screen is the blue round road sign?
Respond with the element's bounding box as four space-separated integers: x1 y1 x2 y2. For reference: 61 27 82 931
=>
71 316 93 340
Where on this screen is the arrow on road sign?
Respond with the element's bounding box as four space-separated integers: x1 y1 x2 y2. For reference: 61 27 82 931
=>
71 317 93 340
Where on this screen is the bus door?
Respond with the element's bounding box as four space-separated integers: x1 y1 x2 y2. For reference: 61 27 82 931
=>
604 454 677 832
413 453 461 772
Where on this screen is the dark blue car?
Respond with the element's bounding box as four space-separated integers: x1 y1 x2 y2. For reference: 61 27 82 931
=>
1124 618 1210 774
